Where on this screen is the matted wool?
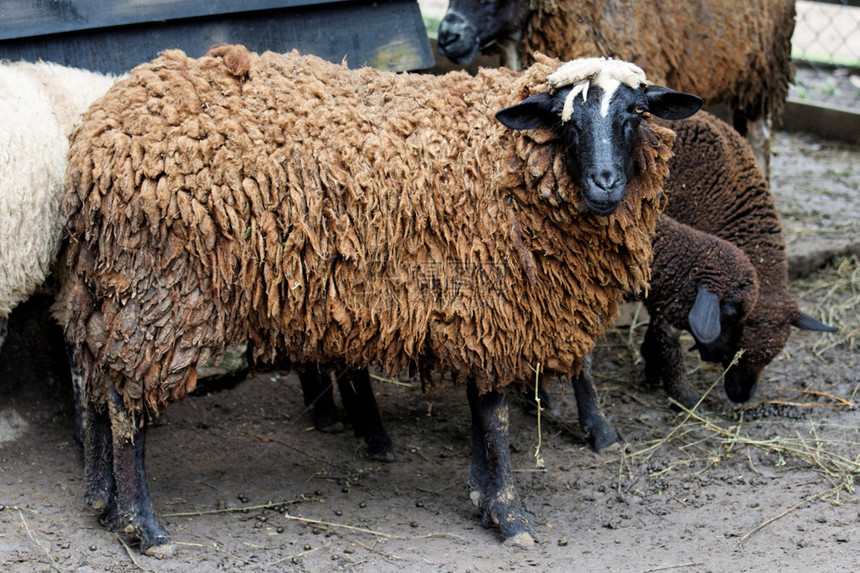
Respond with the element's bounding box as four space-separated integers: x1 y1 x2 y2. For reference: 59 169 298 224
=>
64 46 675 416
523 0 795 119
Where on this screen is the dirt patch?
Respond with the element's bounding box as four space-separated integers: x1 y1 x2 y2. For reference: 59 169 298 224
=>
2 131 859 571
771 130 860 277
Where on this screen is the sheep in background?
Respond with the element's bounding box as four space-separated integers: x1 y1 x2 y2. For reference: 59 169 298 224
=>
0 61 116 341
436 0 796 172
0 61 117 440
653 112 836 407
63 46 701 552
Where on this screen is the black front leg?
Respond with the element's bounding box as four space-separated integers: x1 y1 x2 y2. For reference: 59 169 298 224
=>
641 320 699 409
466 380 535 545
106 385 173 556
571 357 620 452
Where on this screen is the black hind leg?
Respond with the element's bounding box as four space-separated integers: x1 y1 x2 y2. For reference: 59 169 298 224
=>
106 385 173 556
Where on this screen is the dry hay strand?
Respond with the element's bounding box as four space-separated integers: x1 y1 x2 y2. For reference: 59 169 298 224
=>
675 403 859 490
368 372 413 387
17 509 63 573
603 346 860 495
791 255 860 356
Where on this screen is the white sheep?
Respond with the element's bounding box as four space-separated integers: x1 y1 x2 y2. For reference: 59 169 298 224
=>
0 61 117 441
0 61 116 333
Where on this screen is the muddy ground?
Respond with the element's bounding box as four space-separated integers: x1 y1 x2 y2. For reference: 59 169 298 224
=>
0 124 857 572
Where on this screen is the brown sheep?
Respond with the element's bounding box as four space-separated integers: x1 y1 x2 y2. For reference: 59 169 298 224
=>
63 45 701 552
437 0 796 170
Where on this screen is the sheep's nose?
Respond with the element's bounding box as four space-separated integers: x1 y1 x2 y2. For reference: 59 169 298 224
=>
591 170 623 193
438 13 467 47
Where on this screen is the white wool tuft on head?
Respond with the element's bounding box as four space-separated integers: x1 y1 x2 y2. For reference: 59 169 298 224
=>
547 57 650 122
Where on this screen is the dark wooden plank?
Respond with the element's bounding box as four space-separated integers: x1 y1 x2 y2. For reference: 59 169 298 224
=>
0 0 350 40
779 98 860 144
0 0 433 74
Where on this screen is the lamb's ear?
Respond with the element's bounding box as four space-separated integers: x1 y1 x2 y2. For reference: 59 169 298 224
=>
688 285 721 344
496 92 557 130
792 312 838 332
644 85 703 120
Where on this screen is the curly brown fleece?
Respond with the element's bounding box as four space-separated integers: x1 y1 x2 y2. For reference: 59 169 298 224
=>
647 215 759 330
522 0 795 121
659 111 798 375
64 45 675 417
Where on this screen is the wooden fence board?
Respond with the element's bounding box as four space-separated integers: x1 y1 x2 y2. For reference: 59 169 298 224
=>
0 0 349 40
0 0 432 73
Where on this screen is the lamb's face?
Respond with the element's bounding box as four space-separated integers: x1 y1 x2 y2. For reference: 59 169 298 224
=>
722 300 837 403
721 307 793 403
437 0 525 65
496 82 703 216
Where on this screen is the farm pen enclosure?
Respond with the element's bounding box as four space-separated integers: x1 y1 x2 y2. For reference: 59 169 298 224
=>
1 0 859 571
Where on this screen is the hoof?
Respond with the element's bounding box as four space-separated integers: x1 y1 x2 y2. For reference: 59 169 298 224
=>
504 531 536 546
588 427 621 453
469 489 483 508
483 497 534 544
86 494 108 512
85 482 113 514
367 448 395 463
669 392 700 411
593 440 622 454
139 526 172 557
366 434 395 462
665 383 701 411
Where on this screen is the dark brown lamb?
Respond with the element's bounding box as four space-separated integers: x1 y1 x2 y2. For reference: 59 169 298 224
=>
642 214 760 407
654 112 836 405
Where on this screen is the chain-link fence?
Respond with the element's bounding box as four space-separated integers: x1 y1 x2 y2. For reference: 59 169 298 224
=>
791 0 860 111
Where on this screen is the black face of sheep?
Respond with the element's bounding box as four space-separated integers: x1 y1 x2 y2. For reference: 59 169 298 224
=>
496 83 703 215
687 287 837 403
718 308 838 403
437 0 524 64
687 284 750 364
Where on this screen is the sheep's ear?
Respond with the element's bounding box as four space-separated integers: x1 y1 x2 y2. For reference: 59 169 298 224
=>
644 85 703 120
496 92 557 130
688 285 721 344
792 312 838 332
